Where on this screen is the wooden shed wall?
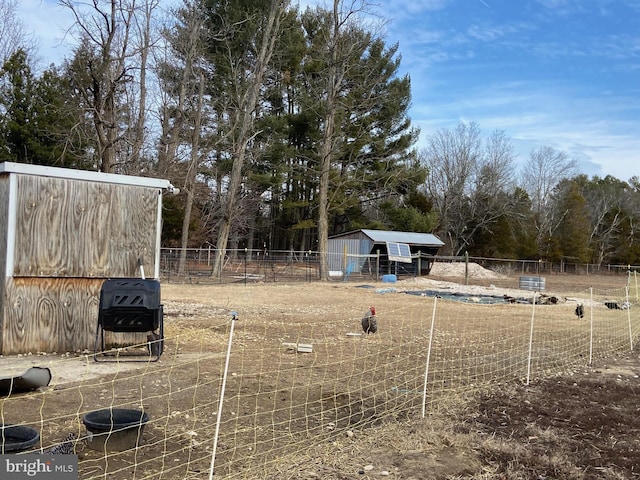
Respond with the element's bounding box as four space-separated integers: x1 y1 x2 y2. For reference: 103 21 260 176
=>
0 177 9 352
12 174 160 277
1 277 149 354
2 277 102 354
0 174 162 354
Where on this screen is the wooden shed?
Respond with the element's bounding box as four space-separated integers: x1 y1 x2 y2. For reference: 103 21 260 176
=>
0 162 173 355
328 229 444 277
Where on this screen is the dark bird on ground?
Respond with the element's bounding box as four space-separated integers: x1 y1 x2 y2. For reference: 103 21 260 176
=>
503 294 516 304
575 304 584 318
361 306 377 335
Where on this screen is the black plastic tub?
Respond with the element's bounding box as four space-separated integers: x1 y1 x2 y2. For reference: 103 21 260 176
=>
0 424 40 452
83 408 149 452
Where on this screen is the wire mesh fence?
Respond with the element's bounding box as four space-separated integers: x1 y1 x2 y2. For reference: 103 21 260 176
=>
1 275 638 479
159 248 638 284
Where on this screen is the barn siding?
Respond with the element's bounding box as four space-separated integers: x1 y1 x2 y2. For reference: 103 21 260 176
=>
327 237 361 272
13 175 160 277
328 229 444 277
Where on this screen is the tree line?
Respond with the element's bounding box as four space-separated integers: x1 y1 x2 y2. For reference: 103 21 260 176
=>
1 0 639 277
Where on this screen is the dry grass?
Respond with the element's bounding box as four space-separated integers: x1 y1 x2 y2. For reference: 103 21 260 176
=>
2 272 637 480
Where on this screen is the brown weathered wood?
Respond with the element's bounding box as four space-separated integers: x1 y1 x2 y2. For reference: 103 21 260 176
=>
13 174 159 277
2 277 102 354
0 170 165 355
1 277 149 354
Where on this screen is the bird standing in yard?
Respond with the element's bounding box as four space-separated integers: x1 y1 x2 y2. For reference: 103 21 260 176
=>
361 306 377 335
575 304 584 318
41 432 80 455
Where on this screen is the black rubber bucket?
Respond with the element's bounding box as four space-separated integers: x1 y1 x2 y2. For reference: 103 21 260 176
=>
83 408 149 452
0 424 40 452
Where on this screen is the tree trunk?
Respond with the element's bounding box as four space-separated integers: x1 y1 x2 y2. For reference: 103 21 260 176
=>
130 1 153 171
316 0 343 281
156 4 203 177
212 0 286 277
178 73 205 274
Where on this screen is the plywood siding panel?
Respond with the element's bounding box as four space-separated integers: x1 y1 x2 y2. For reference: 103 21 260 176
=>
2 277 103 354
13 175 160 277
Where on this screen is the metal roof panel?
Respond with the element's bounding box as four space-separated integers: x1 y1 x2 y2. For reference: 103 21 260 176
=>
334 229 444 246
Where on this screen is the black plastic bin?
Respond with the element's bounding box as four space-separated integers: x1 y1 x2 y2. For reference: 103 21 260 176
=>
94 278 164 361
83 408 149 451
0 424 40 453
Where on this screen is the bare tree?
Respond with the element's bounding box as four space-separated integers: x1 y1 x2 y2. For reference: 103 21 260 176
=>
316 0 344 281
0 0 33 65
315 0 380 280
582 176 628 265
126 0 160 173
465 130 519 248
62 0 159 173
154 0 213 272
178 73 205 273
155 0 206 178
422 121 482 254
521 145 577 248
421 123 519 255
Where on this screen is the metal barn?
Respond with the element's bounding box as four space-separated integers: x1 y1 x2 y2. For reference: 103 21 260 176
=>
0 162 173 355
328 229 444 277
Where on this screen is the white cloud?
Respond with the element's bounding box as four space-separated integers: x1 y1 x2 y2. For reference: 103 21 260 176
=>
410 78 640 180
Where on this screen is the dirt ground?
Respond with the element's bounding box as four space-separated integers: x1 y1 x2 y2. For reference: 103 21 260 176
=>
2 268 638 479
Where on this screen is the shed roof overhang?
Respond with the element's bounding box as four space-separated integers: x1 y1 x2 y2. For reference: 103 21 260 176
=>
0 162 175 191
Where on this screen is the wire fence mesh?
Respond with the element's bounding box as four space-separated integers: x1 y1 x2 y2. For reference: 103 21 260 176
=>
1 274 638 478
159 248 638 285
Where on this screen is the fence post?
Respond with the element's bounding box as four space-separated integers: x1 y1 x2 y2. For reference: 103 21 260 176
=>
626 285 633 352
464 251 469 285
526 292 537 385
263 246 268 282
422 296 438 418
588 287 594 366
632 270 639 301
209 311 238 480
343 244 348 277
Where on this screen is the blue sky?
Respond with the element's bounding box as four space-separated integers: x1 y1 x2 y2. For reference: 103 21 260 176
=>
18 0 640 182
372 0 640 182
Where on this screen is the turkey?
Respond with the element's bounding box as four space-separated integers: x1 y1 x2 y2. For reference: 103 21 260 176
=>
361 306 377 335
575 304 584 318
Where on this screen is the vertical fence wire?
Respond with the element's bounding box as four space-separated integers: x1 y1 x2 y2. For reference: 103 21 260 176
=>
421 296 438 418
626 286 634 351
209 312 238 480
589 287 594 366
526 293 537 385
